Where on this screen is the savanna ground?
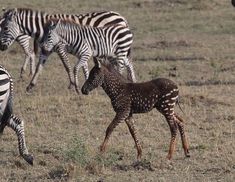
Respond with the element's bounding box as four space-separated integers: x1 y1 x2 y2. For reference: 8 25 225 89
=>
0 0 234 181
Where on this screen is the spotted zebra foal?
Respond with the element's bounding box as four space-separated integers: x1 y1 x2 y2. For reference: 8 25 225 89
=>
0 65 33 165
81 61 190 160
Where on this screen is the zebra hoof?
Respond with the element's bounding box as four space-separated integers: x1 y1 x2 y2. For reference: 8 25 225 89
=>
26 83 35 93
75 87 80 94
68 83 74 90
22 154 34 165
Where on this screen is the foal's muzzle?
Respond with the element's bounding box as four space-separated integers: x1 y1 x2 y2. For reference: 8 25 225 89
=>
81 86 89 95
0 44 8 51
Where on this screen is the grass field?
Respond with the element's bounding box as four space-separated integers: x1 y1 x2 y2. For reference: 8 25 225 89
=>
0 0 235 181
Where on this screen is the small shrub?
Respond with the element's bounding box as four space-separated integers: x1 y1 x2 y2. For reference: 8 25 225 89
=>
65 137 89 167
94 150 122 167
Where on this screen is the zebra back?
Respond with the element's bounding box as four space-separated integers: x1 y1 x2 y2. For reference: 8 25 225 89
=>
1 8 129 41
43 19 133 56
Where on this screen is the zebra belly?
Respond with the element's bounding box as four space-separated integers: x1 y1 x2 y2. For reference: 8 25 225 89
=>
131 103 155 113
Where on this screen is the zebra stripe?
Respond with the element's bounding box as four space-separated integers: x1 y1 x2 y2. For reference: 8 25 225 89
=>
41 19 135 94
0 8 129 91
0 65 33 165
0 17 36 77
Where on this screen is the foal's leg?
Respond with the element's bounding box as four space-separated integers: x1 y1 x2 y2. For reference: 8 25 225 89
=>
164 114 178 160
100 111 129 153
26 51 50 92
125 115 142 160
56 45 74 89
81 61 89 80
124 57 136 83
74 54 90 94
174 114 190 158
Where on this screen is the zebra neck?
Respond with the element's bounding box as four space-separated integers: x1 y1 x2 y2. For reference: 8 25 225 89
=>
101 71 125 100
16 12 49 38
56 25 76 46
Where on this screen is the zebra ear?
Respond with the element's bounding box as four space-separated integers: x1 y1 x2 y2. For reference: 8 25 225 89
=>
94 58 101 69
4 8 17 21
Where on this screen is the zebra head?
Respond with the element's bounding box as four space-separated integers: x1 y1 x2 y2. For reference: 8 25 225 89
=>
81 59 104 95
40 19 61 52
0 9 20 51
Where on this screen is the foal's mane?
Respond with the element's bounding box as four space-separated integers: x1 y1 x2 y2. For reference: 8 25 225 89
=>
44 18 78 29
101 63 130 83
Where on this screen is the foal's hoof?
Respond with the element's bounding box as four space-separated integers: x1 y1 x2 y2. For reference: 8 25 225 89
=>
166 154 172 160
99 145 106 153
68 82 75 90
22 154 34 165
185 151 190 158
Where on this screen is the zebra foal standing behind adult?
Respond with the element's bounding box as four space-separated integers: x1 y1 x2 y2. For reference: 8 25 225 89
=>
0 65 33 165
41 19 135 94
0 8 130 91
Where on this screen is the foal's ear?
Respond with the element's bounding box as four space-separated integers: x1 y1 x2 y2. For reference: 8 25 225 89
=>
49 19 61 29
94 58 101 69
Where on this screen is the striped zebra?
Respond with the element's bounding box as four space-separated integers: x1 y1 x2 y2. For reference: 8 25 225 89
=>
0 16 36 78
0 8 129 91
41 19 135 94
0 65 33 165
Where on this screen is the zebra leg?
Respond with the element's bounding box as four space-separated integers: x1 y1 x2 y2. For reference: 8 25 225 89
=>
7 115 33 165
0 121 7 136
56 45 74 89
74 55 90 94
82 61 89 80
174 114 190 158
16 35 36 78
0 101 13 135
165 114 178 160
123 57 136 83
26 51 49 92
125 115 142 160
100 111 129 153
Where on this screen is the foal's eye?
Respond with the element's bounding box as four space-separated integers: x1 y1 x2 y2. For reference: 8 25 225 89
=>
3 27 8 31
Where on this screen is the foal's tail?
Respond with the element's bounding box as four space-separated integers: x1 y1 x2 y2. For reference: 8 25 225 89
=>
176 96 186 115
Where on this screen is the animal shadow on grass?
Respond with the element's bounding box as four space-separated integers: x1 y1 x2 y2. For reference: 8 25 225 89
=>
48 166 70 181
113 159 155 172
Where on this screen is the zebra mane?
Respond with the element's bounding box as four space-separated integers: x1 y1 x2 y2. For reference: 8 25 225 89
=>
15 8 46 14
101 62 130 83
3 8 47 18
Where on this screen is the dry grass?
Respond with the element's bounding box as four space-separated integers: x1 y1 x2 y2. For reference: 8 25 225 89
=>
0 0 235 181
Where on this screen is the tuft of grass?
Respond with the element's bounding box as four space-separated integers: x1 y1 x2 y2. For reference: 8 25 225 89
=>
94 150 123 167
65 137 89 167
64 136 123 175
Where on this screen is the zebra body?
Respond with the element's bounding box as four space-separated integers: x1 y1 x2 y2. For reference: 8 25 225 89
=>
0 65 33 165
0 17 36 78
0 8 129 90
41 19 135 93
